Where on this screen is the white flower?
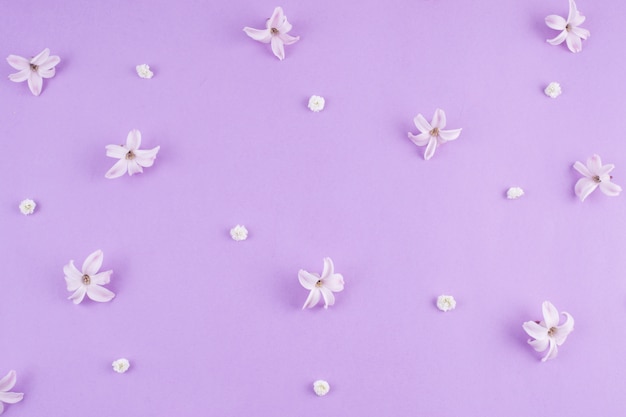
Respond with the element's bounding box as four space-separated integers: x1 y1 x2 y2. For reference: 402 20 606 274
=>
313 380 330 396
136 64 153 79
230 225 248 241
19 199 36 215
112 358 130 373
523 301 574 362
436 295 456 312
308 95 325 112
506 187 525 199
544 82 562 98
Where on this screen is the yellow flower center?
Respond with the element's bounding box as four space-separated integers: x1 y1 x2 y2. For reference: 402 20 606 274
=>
315 280 323 288
82 274 91 285
429 127 439 137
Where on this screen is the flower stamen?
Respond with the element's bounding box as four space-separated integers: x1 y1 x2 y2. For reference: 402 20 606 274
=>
82 274 91 285
565 23 571 32
547 327 557 336
315 280 323 288
592 175 601 183
270 27 279 34
429 127 439 137
30 64 39 71
125 150 136 160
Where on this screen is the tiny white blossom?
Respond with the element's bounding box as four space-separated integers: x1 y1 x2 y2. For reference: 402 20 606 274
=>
230 225 248 241
19 199 36 215
136 64 154 79
308 95 325 112
436 295 456 312
544 82 561 98
506 187 525 199
313 380 330 396
112 358 130 373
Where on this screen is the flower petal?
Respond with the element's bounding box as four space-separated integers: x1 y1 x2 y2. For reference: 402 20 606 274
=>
0 391 24 404
64 261 83 291
541 338 558 361
39 67 56 79
547 30 567 46
599 180 622 197
431 109 446 129
86 284 115 302
565 32 583 53
126 129 142 150
571 26 590 40
320 286 335 308
69 286 87 304
570 12 586 27
39 55 60 71
270 36 285 61
8 68 31 82
597 163 614 177
522 320 548 341
587 154 603 174
302 288 321 309
575 177 598 202
268 6 285 29
408 131 431 146
106 144 128 159
0 371 17 392
6 55 29 70
413 113 432 133
82 250 103 276
127 160 144 176
298 270 319 290
438 128 462 142
30 48 50 66
573 161 591 177
105 159 129 179
528 337 549 353
91 270 112 285
321 258 334 279
545 14 567 30
423 137 438 160
567 0 579 24
554 312 574 345
134 146 160 167
542 301 560 328
27 71 43 96
243 27 271 43
279 33 299 45
323 274 344 292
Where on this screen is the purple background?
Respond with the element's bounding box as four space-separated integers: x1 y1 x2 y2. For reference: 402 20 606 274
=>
1 0 626 415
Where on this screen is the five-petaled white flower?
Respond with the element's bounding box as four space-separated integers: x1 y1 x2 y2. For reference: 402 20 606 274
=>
0 370 24 415
136 64 153 79
523 301 574 362
408 109 462 160
545 0 590 53
313 380 330 396
573 154 622 202
243 7 300 61
230 225 249 241
298 257 344 309
18 199 37 215
105 129 160 179
436 295 456 312
112 358 130 373
64 249 115 304
7 48 60 96
308 95 325 112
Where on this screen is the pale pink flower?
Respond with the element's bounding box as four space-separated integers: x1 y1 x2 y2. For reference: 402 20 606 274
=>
523 301 574 362
573 154 622 202
0 370 24 415
105 129 160 179
6 48 60 96
298 258 344 309
408 109 462 160
64 250 115 304
243 7 300 61
545 0 590 53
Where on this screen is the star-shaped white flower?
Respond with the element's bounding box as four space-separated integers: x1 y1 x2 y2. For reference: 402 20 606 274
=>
243 7 300 61
7 48 60 96
522 301 574 362
0 370 24 415
545 0 590 53
64 250 115 304
298 258 344 309
408 109 462 160
573 154 622 202
105 129 160 179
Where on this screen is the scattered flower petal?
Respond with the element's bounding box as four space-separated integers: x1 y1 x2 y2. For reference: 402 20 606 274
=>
7 48 60 96
0 370 24 415
313 380 330 396
243 7 300 60
230 225 248 241
544 82 562 98
112 358 130 373
18 199 36 215
105 129 160 179
436 295 456 312
63 250 115 304
506 187 525 199
299 258 344 309
545 0 590 53
136 64 153 79
308 95 325 112
573 154 622 202
408 109 462 160
522 301 574 361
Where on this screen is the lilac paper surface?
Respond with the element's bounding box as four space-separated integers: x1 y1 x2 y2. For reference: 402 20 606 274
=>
1 0 626 415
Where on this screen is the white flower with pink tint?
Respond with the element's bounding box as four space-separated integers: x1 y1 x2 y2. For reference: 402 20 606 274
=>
523 301 574 362
64 250 115 304
573 154 622 202
0 370 24 415
408 109 462 160
7 48 60 96
298 258 344 309
545 0 590 53
105 129 160 179
243 7 300 61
